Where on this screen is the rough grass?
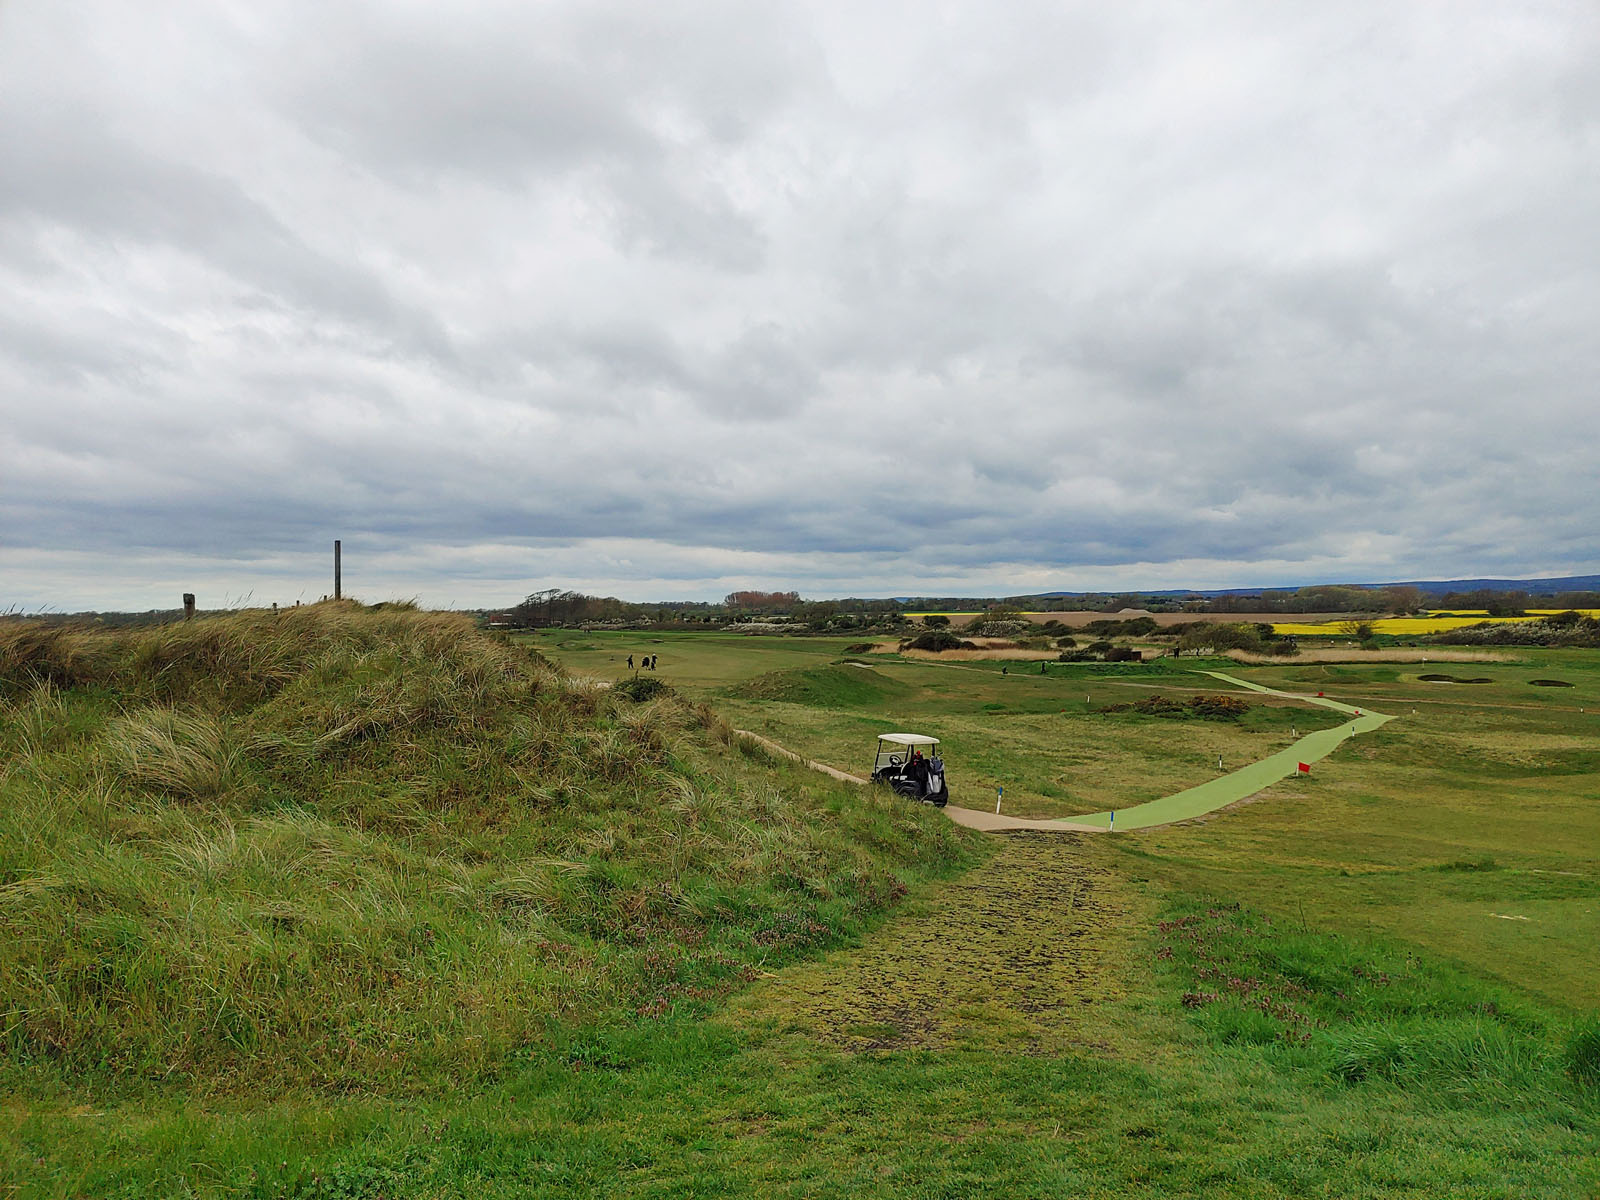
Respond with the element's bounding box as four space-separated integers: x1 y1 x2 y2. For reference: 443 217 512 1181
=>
19 835 1595 1199
0 605 974 1093
1156 899 1586 1110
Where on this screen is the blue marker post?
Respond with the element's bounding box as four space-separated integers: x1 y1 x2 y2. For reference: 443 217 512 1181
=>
995 785 1003 814
1109 810 1115 831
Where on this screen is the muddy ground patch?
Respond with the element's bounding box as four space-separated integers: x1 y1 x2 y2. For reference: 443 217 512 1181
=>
728 833 1139 1055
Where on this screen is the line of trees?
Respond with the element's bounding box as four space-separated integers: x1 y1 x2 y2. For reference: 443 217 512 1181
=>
495 589 909 632
901 587 1427 615
494 582 1600 632
1200 585 1425 614
723 590 800 610
1429 589 1600 615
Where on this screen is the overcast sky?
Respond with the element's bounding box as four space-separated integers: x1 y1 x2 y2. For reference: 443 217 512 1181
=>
4 2 1598 611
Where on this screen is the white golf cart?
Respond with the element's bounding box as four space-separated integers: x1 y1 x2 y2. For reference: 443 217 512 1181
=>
870 733 949 807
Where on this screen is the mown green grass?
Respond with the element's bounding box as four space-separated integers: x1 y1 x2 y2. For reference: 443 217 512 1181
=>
710 656 1347 820
1123 653 1600 1013
4 622 1597 1196
520 629 863 692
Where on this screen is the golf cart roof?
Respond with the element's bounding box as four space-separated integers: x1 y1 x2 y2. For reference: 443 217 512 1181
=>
876 732 940 747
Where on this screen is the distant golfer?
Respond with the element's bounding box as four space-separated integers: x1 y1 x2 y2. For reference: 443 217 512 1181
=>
627 655 634 670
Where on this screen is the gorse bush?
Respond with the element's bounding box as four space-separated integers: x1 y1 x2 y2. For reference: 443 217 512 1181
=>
0 604 970 1092
612 674 671 702
902 630 974 652
1426 616 1600 648
1101 694 1249 720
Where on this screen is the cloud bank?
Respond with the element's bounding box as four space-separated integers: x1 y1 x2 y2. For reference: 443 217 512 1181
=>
3 1 1598 609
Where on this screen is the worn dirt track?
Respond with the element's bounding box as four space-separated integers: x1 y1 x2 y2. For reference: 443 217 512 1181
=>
941 805 1104 833
729 832 1130 1054
732 729 868 785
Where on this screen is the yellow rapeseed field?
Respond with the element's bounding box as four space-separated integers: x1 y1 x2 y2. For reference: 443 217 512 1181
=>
1272 609 1600 636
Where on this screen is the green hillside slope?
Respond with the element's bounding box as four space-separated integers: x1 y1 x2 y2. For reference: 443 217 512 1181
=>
0 604 973 1093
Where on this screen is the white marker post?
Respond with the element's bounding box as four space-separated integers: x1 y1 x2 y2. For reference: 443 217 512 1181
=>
995 786 1003 814
1109 810 1115 831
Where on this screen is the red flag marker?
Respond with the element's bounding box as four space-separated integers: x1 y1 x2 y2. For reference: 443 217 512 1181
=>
1298 762 1311 775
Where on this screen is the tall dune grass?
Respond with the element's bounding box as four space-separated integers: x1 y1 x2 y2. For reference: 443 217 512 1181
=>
0 603 971 1092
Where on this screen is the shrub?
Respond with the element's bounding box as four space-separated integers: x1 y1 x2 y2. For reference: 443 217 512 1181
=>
1187 694 1250 719
1101 694 1249 720
970 620 1030 638
1426 617 1600 648
921 615 951 628
1085 640 1114 654
903 630 974 652
1082 617 1158 637
1177 623 1264 654
612 675 671 702
1055 636 1077 649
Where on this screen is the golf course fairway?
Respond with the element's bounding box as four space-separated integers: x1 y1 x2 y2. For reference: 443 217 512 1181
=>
1056 671 1394 830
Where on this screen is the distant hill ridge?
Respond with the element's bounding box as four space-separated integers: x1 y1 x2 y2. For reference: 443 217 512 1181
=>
1025 574 1600 600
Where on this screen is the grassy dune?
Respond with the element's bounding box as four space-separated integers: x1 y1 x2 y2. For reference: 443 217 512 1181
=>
0 606 973 1095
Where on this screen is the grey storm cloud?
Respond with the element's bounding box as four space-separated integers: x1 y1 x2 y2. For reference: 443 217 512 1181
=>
3 0 1599 611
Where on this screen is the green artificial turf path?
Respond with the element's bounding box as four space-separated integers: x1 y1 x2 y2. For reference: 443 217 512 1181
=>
1063 671 1394 830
